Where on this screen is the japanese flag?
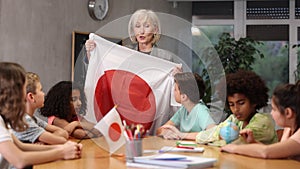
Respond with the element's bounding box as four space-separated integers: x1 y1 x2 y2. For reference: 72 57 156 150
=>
84 33 178 135
94 106 125 154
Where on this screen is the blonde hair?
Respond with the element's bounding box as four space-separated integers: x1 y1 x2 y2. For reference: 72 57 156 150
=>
128 9 161 44
26 72 40 94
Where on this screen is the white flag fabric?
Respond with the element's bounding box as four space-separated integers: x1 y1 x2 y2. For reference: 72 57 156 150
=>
84 33 178 135
94 106 125 154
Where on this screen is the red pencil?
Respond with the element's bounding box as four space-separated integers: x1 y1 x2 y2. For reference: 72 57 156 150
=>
176 145 195 149
126 128 133 140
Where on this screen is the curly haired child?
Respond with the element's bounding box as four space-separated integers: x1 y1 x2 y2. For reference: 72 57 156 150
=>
40 81 101 139
222 80 300 160
156 72 215 140
196 70 278 146
0 62 82 169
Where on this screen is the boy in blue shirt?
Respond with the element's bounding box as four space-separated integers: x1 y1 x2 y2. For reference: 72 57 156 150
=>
157 72 215 140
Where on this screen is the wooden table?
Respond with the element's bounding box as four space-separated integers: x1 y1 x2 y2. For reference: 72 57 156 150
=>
34 136 300 169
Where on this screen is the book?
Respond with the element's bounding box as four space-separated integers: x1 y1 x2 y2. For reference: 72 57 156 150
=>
133 153 217 169
126 162 175 169
159 146 204 153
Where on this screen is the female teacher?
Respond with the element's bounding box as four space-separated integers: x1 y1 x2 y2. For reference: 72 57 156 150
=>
83 9 182 135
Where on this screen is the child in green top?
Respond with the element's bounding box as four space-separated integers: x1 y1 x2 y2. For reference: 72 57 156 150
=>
221 80 300 160
196 70 278 146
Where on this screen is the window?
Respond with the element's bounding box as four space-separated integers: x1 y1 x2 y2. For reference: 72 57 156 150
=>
192 0 298 97
247 25 289 94
192 25 234 77
192 1 234 19
296 0 300 18
247 0 289 19
296 27 300 81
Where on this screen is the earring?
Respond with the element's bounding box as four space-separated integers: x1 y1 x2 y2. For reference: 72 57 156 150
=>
153 34 157 40
152 34 157 45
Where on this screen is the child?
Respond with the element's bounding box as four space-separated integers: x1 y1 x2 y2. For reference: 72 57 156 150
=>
0 62 82 169
221 80 300 160
13 72 69 144
40 81 101 139
156 72 215 140
196 70 278 146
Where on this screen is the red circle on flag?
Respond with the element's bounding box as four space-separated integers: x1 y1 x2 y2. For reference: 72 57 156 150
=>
94 70 156 131
108 122 121 141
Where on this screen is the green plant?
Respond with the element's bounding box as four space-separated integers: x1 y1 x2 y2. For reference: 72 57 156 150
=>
200 33 264 111
215 32 264 73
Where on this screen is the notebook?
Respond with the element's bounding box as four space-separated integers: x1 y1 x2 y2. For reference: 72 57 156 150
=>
133 153 217 169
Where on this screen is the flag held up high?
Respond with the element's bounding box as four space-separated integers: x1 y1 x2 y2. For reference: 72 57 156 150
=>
84 33 178 136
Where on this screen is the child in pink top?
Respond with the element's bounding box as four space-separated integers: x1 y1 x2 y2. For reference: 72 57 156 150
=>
40 81 101 139
221 80 300 161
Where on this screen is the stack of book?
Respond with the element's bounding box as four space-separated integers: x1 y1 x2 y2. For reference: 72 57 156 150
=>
131 153 217 169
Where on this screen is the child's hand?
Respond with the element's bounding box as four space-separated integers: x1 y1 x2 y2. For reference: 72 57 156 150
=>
64 121 82 135
161 124 174 129
162 125 181 134
220 144 237 153
240 129 256 143
161 128 181 140
160 125 183 140
60 141 82 160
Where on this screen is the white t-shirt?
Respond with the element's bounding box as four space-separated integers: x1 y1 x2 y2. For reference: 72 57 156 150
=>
0 116 13 169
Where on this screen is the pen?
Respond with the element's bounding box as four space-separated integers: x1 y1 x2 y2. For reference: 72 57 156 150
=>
153 157 187 160
122 120 127 127
77 129 93 143
153 159 193 162
126 128 133 140
176 145 195 149
77 137 85 144
123 130 130 141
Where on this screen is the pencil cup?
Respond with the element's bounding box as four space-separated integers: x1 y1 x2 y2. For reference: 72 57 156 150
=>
125 139 143 162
